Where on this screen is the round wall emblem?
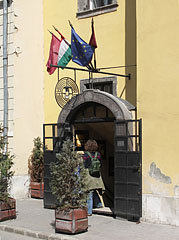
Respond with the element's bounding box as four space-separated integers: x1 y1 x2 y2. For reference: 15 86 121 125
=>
55 77 79 108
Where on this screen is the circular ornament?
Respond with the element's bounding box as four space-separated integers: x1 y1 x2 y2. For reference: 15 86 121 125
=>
55 77 79 108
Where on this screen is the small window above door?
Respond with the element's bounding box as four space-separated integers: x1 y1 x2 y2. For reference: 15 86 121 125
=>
77 0 118 19
85 81 113 94
80 76 117 96
89 0 113 10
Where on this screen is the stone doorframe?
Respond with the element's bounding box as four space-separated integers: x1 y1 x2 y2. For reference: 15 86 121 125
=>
58 89 134 124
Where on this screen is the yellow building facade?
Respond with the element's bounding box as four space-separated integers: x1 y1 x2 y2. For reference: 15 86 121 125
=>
137 0 179 225
43 0 179 226
0 1 44 198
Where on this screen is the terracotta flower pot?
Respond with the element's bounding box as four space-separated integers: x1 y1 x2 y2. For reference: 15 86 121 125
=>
0 198 16 222
55 208 88 234
30 181 44 199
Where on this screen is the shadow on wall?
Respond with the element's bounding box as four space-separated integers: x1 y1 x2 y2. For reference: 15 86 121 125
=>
125 0 137 107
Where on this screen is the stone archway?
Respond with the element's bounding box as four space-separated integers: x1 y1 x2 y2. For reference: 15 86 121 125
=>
57 89 136 212
58 89 134 123
44 90 141 217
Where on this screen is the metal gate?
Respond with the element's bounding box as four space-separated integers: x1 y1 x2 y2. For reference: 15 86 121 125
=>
43 123 72 208
114 119 142 221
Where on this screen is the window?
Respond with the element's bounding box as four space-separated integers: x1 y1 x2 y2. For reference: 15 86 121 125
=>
77 0 118 19
89 0 113 10
85 81 113 94
80 76 117 96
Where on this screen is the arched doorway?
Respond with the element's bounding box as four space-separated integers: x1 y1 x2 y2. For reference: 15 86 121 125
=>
58 89 133 124
69 101 116 212
43 90 142 221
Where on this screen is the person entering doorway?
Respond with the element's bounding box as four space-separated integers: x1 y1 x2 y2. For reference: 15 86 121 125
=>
83 139 105 216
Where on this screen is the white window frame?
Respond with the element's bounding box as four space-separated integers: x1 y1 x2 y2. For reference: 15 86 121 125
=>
77 0 118 19
89 0 113 10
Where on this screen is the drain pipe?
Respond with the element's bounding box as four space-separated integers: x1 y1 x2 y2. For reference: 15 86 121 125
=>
3 0 8 153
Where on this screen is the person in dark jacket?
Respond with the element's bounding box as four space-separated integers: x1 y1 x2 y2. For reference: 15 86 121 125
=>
83 140 105 216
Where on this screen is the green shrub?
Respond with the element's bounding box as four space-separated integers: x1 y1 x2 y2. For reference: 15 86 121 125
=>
28 137 44 182
0 125 14 202
50 138 88 211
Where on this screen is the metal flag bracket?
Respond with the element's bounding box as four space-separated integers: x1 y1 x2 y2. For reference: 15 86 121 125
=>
52 63 132 108
53 64 131 82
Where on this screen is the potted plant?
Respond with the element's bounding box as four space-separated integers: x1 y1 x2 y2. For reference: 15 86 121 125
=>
50 138 89 234
0 125 16 222
28 137 44 199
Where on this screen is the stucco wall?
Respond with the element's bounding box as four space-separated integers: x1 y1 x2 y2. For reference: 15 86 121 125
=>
0 1 44 198
137 0 179 225
12 0 44 180
44 0 131 123
137 0 179 198
43 0 179 225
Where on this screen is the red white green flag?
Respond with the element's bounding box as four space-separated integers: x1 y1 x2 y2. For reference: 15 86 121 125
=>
57 39 71 67
46 33 61 75
46 28 71 75
53 26 71 68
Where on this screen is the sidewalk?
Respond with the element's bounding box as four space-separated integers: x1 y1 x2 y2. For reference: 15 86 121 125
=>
0 198 179 240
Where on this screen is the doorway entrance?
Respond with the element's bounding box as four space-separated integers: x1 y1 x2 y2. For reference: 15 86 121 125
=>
71 102 116 212
43 90 142 221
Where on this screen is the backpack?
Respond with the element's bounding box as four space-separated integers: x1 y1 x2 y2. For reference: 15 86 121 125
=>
86 151 101 177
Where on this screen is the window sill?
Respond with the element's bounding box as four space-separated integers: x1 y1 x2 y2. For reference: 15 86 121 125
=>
77 3 118 19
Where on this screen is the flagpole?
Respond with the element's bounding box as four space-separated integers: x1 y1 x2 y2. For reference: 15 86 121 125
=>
52 26 71 48
89 62 94 70
47 30 60 40
58 68 59 81
68 20 73 29
89 71 91 88
48 30 53 35
94 50 97 70
91 72 94 88
52 25 65 39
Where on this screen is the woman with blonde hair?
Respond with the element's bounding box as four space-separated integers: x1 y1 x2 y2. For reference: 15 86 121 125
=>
83 140 105 216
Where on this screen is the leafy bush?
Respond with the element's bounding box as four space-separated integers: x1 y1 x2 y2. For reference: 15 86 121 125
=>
28 137 44 182
50 138 88 211
0 125 14 202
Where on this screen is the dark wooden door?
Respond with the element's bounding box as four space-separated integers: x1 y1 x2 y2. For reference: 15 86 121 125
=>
43 123 72 208
114 119 142 221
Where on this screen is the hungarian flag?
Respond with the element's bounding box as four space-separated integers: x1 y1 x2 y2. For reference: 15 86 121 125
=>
57 39 71 68
46 29 71 75
53 26 72 68
46 33 61 75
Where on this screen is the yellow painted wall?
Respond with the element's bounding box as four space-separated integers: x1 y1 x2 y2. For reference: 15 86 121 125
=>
13 0 44 175
43 0 137 123
44 0 179 197
137 0 179 196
